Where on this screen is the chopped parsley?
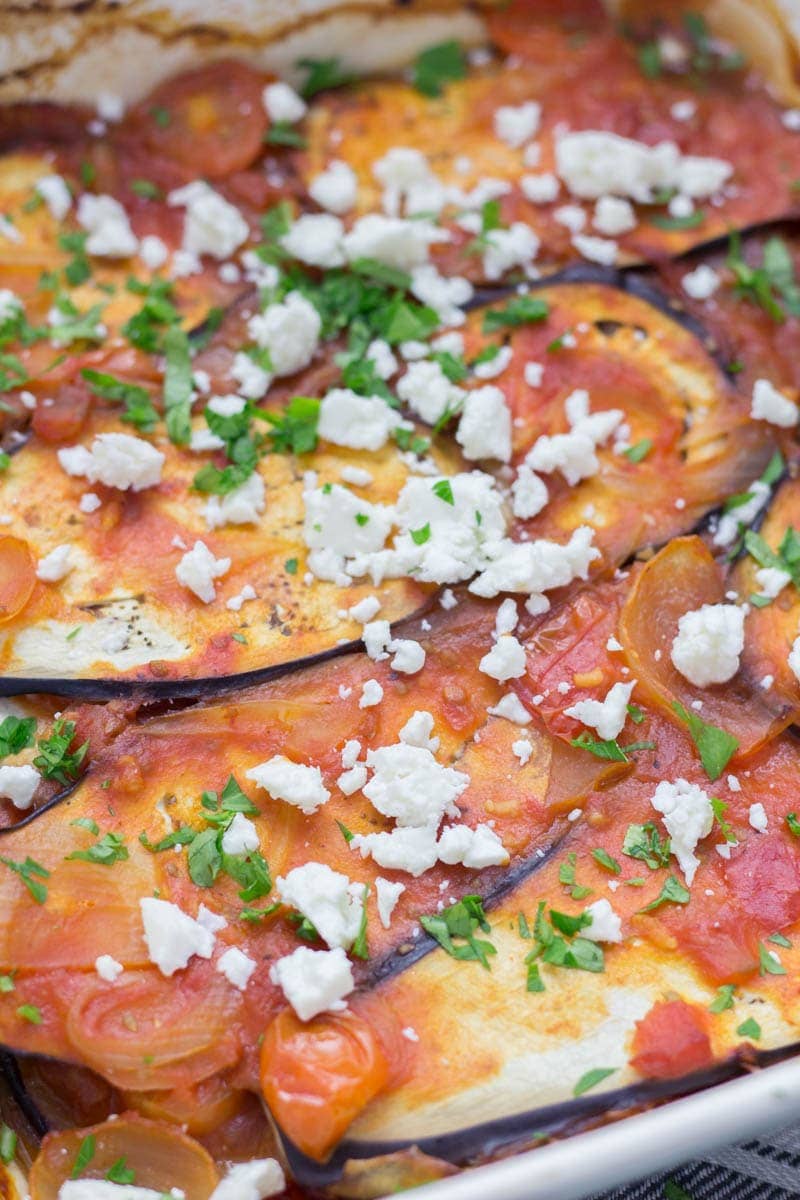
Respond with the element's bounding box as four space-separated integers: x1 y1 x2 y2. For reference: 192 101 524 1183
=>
71 1135 96 1178
33 719 88 787
297 57 355 99
411 524 431 545
559 852 592 900
671 702 739 781
66 831 129 866
709 984 736 1012
482 295 549 332
351 887 370 960
0 856 50 904
521 900 605 989
411 40 467 97
420 895 496 969
265 395 320 456
736 1017 761 1040
0 1125 16 1165
758 941 787 976
265 123 308 148
592 848 621 874
432 479 455 506
81 369 159 432
106 1159 135 1185
638 874 691 913
162 325 193 445
727 232 800 322
622 822 671 870
16 1004 42 1024
622 438 653 464
786 812 800 837
0 715 35 759
649 210 705 231
573 1066 617 1097
744 526 800 591
710 797 736 844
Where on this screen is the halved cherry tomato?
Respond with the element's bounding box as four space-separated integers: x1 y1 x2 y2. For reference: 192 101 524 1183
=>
630 999 714 1080
0 535 36 624
260 1008 389 1161
125 62 269 178
31 382 92 443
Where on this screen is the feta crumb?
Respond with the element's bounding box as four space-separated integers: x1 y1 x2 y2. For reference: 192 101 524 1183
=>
583 898 623 943
36 543 74 583
564 679 635 741
204 473 265 529
140 897 215 976
511 466 548 520
217 946 256 991
437 822 509 868
318 387 395 450
495 597 519 637
556 130 731 202
270 945 354 1021
748 802 768 833
755 566 791 600
682 264 720 300
751 378 798 427
410 263 473 325
363 743 468 828
95 954 123 982
226 583 257 612
359 679 384 708
390 638 426 674
479 634 526 682
277 862 365 949
363 619 392 660
487 693 532 725
397 360 465 426
349 596 381 624
281 213 345 269
512 737 533 765
262 81 307 124
494 101 541 147
139 234 169 270
341 465 375 487
671 603 744 687
573 233 618 265
309 160 358 214
0 764 40 810
77 193 138 257
36 174 72 221
671 99 697 121
209 1159 285 1200
246 755 330 814
713 480 770 548
248 291 321 378
343 214 446 271
521 173 560 204
57 433 164 491
175 540 231 604
456 385 512 462
168 180 249 260
399 710 439 751
375 877 405 928
482 222 539 280
593 196 635 236
651 778 713 885
221 812 260 856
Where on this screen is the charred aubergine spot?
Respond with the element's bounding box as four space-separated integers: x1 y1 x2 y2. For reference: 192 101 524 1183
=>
302 11 800 284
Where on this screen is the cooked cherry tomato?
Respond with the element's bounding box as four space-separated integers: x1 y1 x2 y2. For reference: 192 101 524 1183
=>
260 1008 389 1161
630 999 714 1079
31 382 92 444
0 535 36 624
125 62 269 178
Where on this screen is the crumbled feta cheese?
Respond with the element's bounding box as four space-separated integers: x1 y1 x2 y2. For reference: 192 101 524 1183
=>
671 603 744 687
0 764 39 810
375 877 405 928
751 378 798 427
349 596 381 624
318 387 395 450
338 764 368 796
372 147 445 217
713 480 770 548
362 619 392 660
671 99 697 121
556 131 731 201
521 173 560 204
95 954 123 982
0 289 21 322
479 634 526 682
351 824 439 876
390 638 426 674
36 174 72 221
788 634 800 683
469 524 599 601
399 710 439 751
554 204 587 233
303 483 394 581
217 946 257 991
226 583 257 612
341 465 375 487
438 822 509 867
456 385 512 462
231 351 271 400
209 1159 285 1200
77 193 138 257
495 598 519 637
565 679 635 741
175 540 231 604
96 91 124 122
748 802 768 833
138 234 169 270
168 181 249 260
682 264 720 300
487 693 532 724
482 222 539 281
270 945 354 1021
220 812 260 856
727 774 741 793
277 862 366 949
281 213 345 268
755 566 791 599
246 755 330 814
309 160 358 214
494 101 541 147
397 360 465 426
782 108 800 131
583 898 623 943
248 291 321 378
512 738 533 765
140 897 215 976
651 778 713 885
342 214 446 270
363 743 468 828
364 338 397 381
593 196 635 236
36 543 74 583
359 679 384 708
473 345 513 381
204 473 265 529
262 81 307 124
58 433 164 491
410 264 473 326
573 234 618 265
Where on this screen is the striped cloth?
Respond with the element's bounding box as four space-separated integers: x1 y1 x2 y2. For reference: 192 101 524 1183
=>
594 1125 800 1199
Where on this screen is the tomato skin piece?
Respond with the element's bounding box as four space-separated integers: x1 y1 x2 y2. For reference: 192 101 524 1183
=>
0 535 37 625
31 382 93 444
630 999 714 1080
124 62 270 178
260 1008 389 1161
